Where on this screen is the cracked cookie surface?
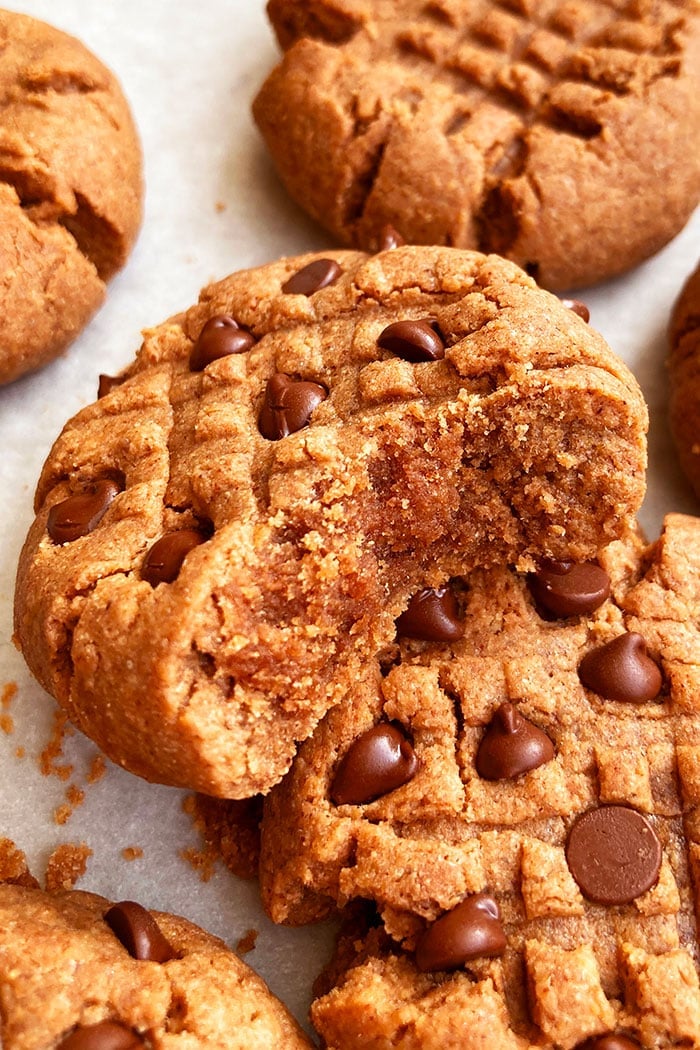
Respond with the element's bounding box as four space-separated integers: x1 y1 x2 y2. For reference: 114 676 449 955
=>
0 9 142 385
0 882 311 1050
253 513 700 1048
14 246 646 798
255 0 700 291
669 260 700 501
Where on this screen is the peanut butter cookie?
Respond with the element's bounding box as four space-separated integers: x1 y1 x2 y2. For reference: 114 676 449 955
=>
0 10 142 385
254 0 700 290
14 246 646 798
669 260 700 500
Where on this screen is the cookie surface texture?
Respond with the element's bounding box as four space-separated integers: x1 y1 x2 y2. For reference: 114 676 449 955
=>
255 0 700 291
256 513 700 1047
0 882 311 1050
0 9 143 385
14 246 647 798
669 260 700 500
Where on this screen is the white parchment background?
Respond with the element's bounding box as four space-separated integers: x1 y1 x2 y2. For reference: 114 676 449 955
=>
0 0 698 1035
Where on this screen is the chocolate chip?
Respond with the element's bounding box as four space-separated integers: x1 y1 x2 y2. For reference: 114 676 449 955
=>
578 633 662 703
528 559 610 618
562 298 590 323
566 805 662 905
141 529 205 587
47 479 121 544
104 900 175 962
377 319 445 362
55 1022 144 1050
97 374 124 398
331 723 419 805
576 1035 642 1050
258 373 327 440
476 703 555 780
189 315 255 371
281 258 342 296
395 586 463 642
377 224 406 251
415 892 506 973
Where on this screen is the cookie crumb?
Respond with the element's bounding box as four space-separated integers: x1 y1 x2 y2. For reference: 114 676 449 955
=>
45 843 92 892
215 200 226 213
15 745 25 759
121 846 143 862
87 754 106 783
0 838 39 887
1 682 17 735
236 928 258 955
39 709 74 781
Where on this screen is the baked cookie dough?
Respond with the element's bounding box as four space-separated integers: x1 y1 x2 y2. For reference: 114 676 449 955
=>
254 0 700 291
14 246 647 798
257 513 700 1047
0 882 311 1049
669 260 700 500
0 9 142 385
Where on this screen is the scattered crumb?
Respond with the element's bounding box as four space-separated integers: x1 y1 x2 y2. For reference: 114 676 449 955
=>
236 928 259 955
121 846 143 862
53 784 86 826
87 754 106 784
0 838 39 888
182 794 262 882
0 712 13 734
15 745 25 759
1 682 17 735
45 843 92 892
215 200 226 213
39 709 74 782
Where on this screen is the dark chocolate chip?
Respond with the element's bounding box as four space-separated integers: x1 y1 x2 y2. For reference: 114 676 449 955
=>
578 633 662 703
561 298 591 323
189 315 255 371
395 586 463 642
97 374 124 398
476 703 555 780
331 723 419 805
576 1035 642 1050
55 1022 144 1050
566 805 662 905
415 892 506 973
377 319 445 362
104 900 175 962
47 479 121 544
141 529 205 587
282 258 342 296
258 373 327 440
528 560 610 618
377 224 406 251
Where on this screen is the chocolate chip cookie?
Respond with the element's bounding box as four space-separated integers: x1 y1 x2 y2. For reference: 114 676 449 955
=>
669 260 700 500
0 882 311 1049
255 513 700 1047
14 246 646 798
254 0 700 290
0 9 142 385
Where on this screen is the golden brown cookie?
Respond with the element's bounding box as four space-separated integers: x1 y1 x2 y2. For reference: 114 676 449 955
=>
256 513 700 1047
669 260 700 500
0 9 143 385
13 246 646 798
254 0 700 291
0 882 311 1049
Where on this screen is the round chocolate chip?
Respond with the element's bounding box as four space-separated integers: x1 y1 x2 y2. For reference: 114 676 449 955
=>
47 479 121 544
566 805 662 905
395 586 463 642
578 633 662 703
141 529 205 587
97 374 123 399
331 723 419 805
562 298 591 323
189 315 255 371
528 560 610 618
281 258 342 296
476 703 555 780
377 319 445 362
104 900 175 962
56 1022 144 1050
415 892 506 973
377 224 406 251
258 373 327 440
576 1035 641 1050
